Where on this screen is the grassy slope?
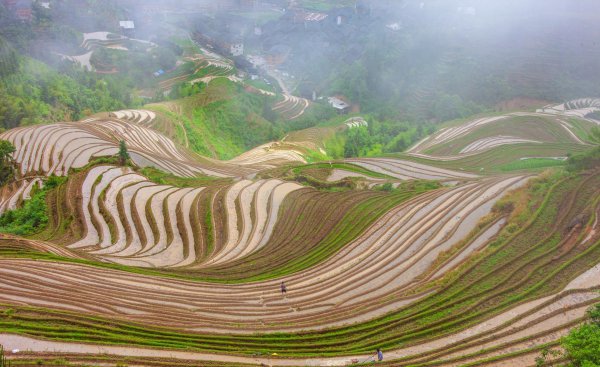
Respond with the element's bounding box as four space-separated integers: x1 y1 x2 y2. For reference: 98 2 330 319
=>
149 78 279 160
1 171 598 357
568 117 599 143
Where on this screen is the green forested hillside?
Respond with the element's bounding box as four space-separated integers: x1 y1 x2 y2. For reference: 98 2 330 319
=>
0 45 130 129
0 1 135 130
256 0 600 121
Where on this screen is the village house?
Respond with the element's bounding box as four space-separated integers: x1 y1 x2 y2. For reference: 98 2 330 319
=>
119 20 135 36
328 96 351 114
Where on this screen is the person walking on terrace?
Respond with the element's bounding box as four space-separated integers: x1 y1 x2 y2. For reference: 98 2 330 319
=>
376 348 383 362
280 281 287 295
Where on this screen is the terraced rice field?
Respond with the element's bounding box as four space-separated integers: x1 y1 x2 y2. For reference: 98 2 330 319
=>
538 98 600 120
459 136 541 154
272 94 311 120
60 165 305 268
60 51 94 71
0 117 255 178
189 73 275 98
1 104 599 366
0 170 598 365
229 142 308 169
408 111 596 160
345 117 368 129
156 54 235 93
284 125 339 153
110 109 157 126
399 142 591 174
0 174 559 330
81 32 127 50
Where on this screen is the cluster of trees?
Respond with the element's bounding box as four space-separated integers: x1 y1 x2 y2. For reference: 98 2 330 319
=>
0 140 54 236
561 303 600 366
0 174 65 236
342 118 434 158
171 81 205 100
590 126 600 144
118 140 129 166
49 0 125 34
0 0 185 131
0 185 48 236
326 44 491 123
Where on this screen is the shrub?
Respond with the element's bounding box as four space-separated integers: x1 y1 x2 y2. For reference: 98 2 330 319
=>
380 182 394 192
493 199 515 214
0 176 64 235
560 304 600 367
567 146 600 172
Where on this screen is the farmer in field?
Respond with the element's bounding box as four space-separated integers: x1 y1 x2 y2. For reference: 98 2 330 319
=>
376 348 383 362
280 281 287 294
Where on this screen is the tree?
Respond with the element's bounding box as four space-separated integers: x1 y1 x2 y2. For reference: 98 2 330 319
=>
118 140 129 166
344 126 371 158
0 140 15 185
